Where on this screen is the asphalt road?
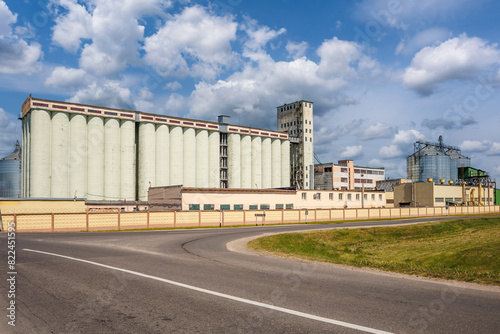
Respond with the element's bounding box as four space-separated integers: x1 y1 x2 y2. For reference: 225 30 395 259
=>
0 216 499 333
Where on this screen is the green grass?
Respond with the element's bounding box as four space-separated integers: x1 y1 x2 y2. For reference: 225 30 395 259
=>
248 217 500 285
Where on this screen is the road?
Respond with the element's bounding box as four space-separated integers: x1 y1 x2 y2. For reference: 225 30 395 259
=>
0 216 499 333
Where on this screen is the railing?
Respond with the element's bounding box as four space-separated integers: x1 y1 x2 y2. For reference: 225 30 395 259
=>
0 206 499 233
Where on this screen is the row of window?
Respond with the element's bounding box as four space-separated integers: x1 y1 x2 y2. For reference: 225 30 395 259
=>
302 193 383 201
435 197 493 202
354 169 385 175
188 204 295 211
354 179 373 184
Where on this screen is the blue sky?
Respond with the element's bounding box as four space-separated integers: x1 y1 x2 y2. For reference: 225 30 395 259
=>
1 0 499 181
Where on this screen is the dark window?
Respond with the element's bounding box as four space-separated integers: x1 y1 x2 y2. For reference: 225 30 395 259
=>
189 204 200 210
203 204 214 210
220 204 230 210
233 204 243 210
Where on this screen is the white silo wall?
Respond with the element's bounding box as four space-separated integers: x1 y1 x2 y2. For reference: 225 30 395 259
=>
29 109 51 197
138 122 156 201
155 124 169 187
104 118 121 200
69 114 87 198
251 136 262 189
240 135 251 188
169 126 183 185
271 138 282 188
208 131 220 188
228 133 241 188
87 116 104 200
196 129 209 188
25 113 31 196
21 117 26 197
51 112 70 197
261 137 272 189
120 120 136 201
281 140 290 187
183 127 196 187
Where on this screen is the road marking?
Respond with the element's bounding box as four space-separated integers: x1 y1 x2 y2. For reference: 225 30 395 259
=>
24 248 393 334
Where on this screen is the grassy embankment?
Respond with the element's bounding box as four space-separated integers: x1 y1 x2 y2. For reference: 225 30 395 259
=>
248 217 500 285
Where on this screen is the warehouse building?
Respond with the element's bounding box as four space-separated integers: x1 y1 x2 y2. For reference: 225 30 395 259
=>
20 97 291 201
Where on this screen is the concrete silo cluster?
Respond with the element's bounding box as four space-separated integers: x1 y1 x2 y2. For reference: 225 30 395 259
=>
20 97 291 201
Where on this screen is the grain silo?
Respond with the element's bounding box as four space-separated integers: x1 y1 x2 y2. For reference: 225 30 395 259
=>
0 141 21 198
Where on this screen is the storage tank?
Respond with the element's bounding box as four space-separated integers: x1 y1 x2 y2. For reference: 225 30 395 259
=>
69 114 87 198
21 117 27 197
169 126 183 185
104 118 121 200
251 136 262 189
196 129 209 188
51 111 70 198
261 137 272 188
446 150 470 182
271 138 281 188
281 140 290 187
0 142 21 198
120 120 136 201
30 109 51 197
228 133 241 188
87 116 104 200
183 127 196 187
240 135 251 188
138 122 156 201
419 146 450 184
208 131 220 188
155 124 169 187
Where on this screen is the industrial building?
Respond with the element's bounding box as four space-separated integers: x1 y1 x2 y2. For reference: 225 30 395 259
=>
20 97 291 201
148 185 386 211
277 101 314 189
407 136 471 184
0 141 21 198
314 160 385 190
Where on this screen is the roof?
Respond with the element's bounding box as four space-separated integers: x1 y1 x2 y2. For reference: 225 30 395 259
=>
1 147 20 161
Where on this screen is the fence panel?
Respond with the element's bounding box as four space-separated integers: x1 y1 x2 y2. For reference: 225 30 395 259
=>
316 209 330 222
368 209 379 219
149 211 175 228
344 209 357 219
54 213 86 232
175 211 200 227
17 214 52 232
331 209 344 221
283 210 299 223
88 213 118 231
200 211 220 227
357 209 369 219
120 212 148 229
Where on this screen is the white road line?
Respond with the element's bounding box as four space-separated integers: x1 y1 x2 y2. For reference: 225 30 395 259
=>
24 248 393 334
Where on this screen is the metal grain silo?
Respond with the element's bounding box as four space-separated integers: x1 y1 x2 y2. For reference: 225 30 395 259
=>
418 146 450 184
281 140 290 187
183 127 196 187
155 124 169 187
69 113 87 198
271 138 281 188
240 135 251 188
0 143 21 198
228 133 241 188
120 119 136 201
196 129 209 188
138 122 156 201
30 109 51 197
446 150 470 182
261 137 272 188
208 130 220 188
251 136 262 189
169 126 183 185
51 111 70 198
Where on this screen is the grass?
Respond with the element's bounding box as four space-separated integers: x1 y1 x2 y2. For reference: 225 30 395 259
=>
247 217 500 285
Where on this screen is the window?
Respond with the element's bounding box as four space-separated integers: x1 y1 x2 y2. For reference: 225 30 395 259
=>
220 204 230 210
203 204 214 210
286 204 294 209
371 194 375 200
314 193 321 200
364 194 367 200
275 204 284 209
341 178 348 183
249 205 258 210
445 198 453 203
306 182 308 187
302 193 306 200
305 166 308 171
260 204 270 210
454 197 462 202
341 168 347 173
379 194 382 201
329 193 333 200
189 204 200 210
305 137 307 141
435 198 444 202
356 194 360 200
347 194 352 200
306 174 308 179
338 193 343 200
233 204 243 210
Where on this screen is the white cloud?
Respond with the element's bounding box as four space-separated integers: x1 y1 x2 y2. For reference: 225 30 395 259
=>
395 27 450 55
69 81 134 110
165 81 182 91
164 93 187 115
144 5 237 79
51 0 93 53
340 145 363 159
379 145 403 159
286 41 308 60
486 142 500 156
403 34 500 95
393 129 424 144
360 122 396 140
460 140 490 152
138 87 154 101
45 66 88 88
0 107 21 157
0 1 43 74
378 129 424 159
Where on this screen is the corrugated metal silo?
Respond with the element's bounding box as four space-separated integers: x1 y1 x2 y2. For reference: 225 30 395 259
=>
0 143 21 198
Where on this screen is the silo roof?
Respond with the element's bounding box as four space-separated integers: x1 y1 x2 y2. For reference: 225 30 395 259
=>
415 145 446 156
1 147 21 161
446 150 469 159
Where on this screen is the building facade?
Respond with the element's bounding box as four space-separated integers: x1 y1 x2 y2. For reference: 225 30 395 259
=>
277 101 314 189
20 97 290 201
314 160 385 190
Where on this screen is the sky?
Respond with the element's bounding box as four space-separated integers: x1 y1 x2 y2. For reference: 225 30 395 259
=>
0 0 499 181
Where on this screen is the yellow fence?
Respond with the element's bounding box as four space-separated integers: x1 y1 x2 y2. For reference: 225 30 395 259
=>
1 206 499 232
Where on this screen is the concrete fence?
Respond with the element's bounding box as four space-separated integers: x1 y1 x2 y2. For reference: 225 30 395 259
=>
1 205 499 232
